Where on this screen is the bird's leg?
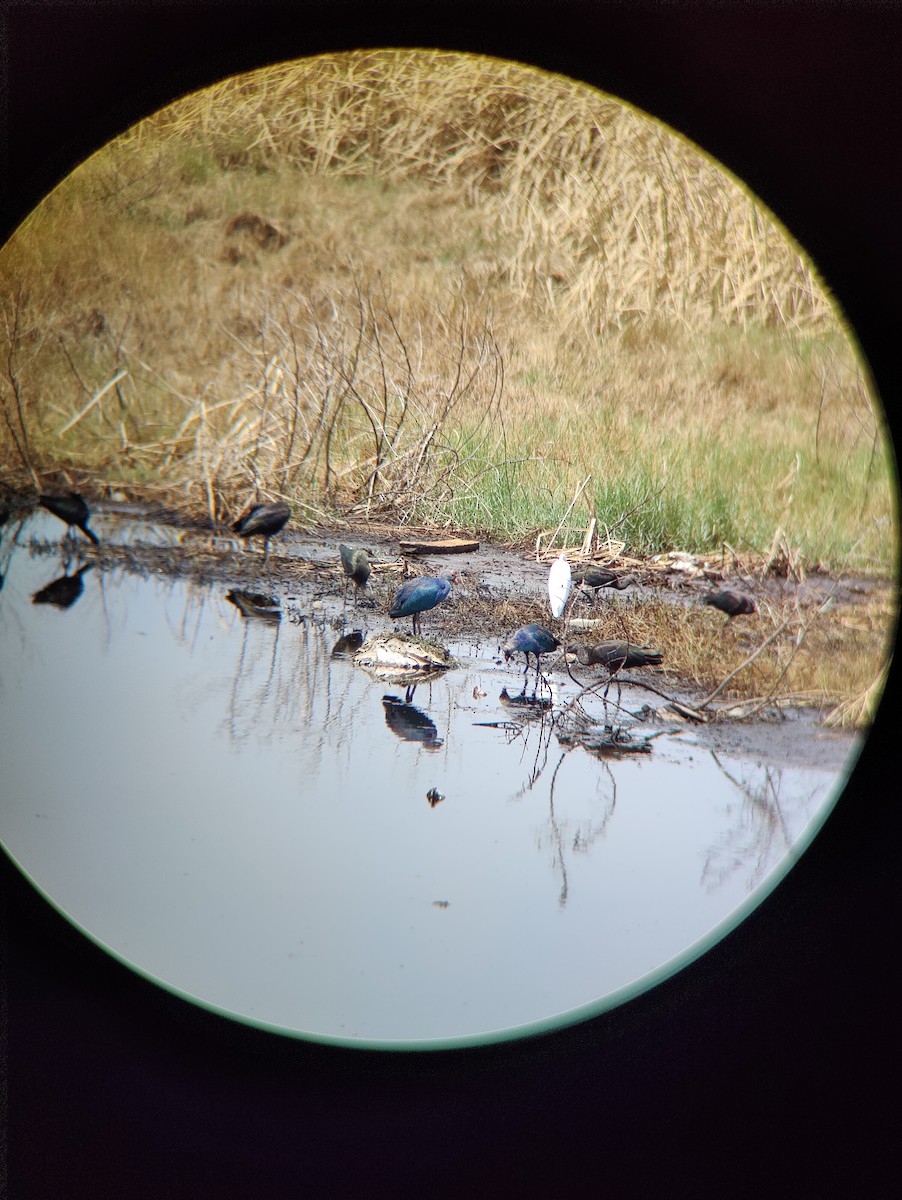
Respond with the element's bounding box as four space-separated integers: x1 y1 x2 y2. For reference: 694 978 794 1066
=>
262 538 270 563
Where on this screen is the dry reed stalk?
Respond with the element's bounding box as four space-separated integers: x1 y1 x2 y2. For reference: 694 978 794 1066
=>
824 661 891 728
536 476 593 559
133 51 833 334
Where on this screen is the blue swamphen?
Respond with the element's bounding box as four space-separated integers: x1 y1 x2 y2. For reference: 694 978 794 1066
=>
388 572 457 636
503 624 561 679
232 502 290 560
702 589 757 620
340 544 371 606
39 493 100 545
565 641 663 671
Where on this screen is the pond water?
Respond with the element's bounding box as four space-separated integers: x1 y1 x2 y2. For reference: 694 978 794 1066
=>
0 513 860 1047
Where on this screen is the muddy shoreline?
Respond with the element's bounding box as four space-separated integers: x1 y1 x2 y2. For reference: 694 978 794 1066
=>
26 507 869 776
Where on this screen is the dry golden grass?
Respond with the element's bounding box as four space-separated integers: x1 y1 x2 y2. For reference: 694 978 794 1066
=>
133 51 836 331
604 590 895 720
0 48 895 584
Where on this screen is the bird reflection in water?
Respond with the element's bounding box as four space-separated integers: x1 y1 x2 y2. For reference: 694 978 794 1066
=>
31 563 94 610
382 693 443 750
330 630 365 658
226 590 281 621
499 687 553 716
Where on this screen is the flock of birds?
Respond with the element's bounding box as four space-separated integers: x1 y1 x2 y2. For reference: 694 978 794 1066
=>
333 541 757 688
29 493 759 683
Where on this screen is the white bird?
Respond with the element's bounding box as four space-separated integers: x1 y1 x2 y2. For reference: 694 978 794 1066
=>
548 552 572 619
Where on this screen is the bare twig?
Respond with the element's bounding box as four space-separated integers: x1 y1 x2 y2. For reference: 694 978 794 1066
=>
57 369 130 435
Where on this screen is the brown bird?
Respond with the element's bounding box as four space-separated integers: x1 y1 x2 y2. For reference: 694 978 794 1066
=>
339 544 371 606
572 566 635 597
565 641 664 671
232 502 290 560
702 589 757 620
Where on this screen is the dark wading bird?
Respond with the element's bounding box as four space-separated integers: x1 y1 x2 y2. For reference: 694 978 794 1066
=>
388 572 457 636
39 493 100 545
502 624 561 681
565 641 664 672
702 589 757 620
572 566 636 600
32 563 95 610
339 544 371 606
231 502 290 561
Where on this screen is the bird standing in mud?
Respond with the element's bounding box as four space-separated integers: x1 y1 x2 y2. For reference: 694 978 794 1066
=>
503 624 561 682
565 641 664 672
548 552 572 620
339 544 371 606
39 493 100 545
572 566 636 601
388 572 457 636
232 502 290 561
702 589 757 621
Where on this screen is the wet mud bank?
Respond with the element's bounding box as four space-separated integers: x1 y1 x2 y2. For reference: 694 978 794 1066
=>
21 505 870 775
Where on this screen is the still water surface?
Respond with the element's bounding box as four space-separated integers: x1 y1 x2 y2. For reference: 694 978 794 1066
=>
0 516 857 1045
